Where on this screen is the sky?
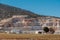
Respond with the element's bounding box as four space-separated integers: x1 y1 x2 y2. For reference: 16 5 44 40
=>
0 0 60 17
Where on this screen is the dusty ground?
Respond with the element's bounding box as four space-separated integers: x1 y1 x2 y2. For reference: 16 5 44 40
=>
0 33 60 40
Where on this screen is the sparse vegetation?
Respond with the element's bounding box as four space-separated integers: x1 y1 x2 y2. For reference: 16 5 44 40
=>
49 27 55 34
43 27 49 33
0 33 59 40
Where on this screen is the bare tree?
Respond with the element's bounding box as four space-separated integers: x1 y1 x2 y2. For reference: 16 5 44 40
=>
49 27 55 34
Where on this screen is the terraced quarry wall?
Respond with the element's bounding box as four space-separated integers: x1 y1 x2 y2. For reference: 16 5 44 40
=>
0 33 60 40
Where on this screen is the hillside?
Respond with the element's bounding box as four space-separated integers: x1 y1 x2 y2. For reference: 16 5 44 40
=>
0 3 41 20
0 3 60 20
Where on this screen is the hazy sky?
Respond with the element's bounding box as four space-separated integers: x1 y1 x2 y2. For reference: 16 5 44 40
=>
0 0 60 17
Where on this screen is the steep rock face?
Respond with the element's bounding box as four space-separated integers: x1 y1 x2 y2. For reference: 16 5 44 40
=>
0 3 41 20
